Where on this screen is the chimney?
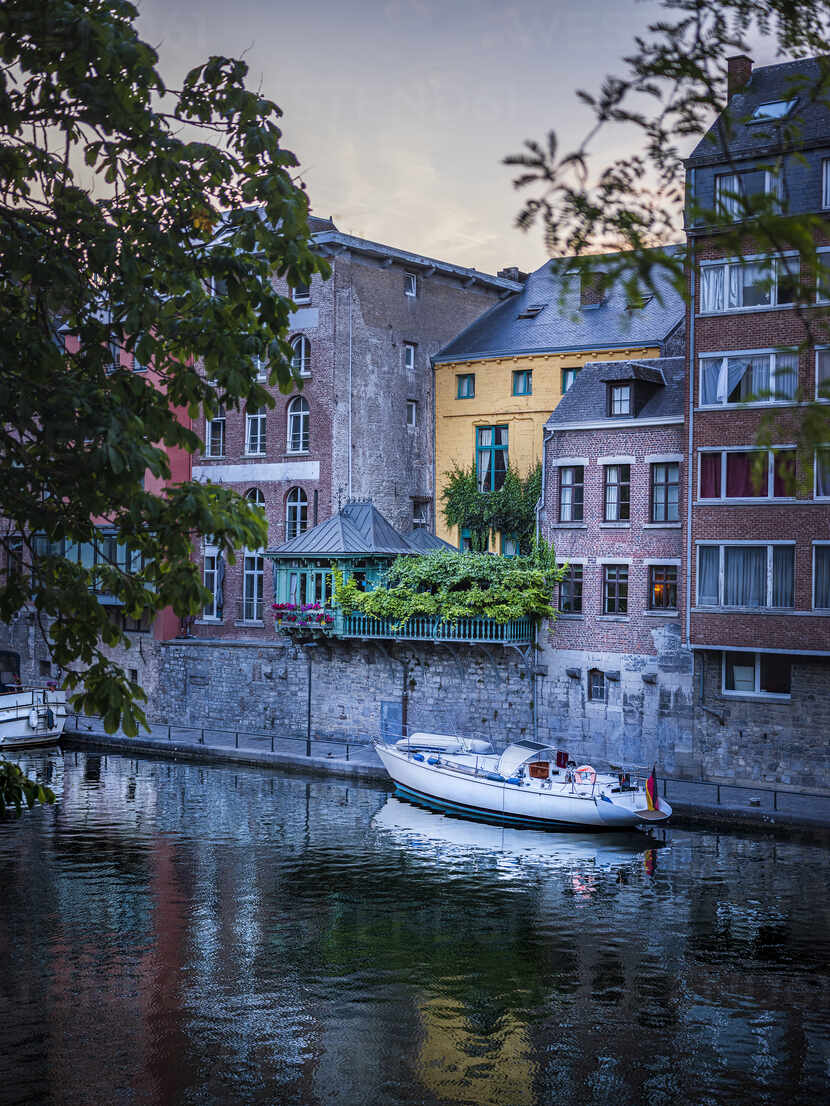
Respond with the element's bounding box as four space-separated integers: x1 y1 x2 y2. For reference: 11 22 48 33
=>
498 266 528 283
727 55 753 100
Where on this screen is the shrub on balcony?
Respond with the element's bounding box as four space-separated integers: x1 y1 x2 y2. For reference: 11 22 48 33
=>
333 542 563 625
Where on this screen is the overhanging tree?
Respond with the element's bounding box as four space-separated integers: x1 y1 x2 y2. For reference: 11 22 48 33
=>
0 0 330 764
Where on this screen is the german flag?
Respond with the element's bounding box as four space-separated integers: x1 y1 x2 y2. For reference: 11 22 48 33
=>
645 765 659 812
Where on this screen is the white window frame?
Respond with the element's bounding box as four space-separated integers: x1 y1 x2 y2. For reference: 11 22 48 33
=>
291 282 311 305
816 347 830 399
245 407 267 456
610 384 631 416
816 247 830 304
823 159 830 210
406 400 417 428
202 546 220 620
287 397 309 454
404 343 416 375
814 447 830 499
698 254 797 315
404 272 417 297
290 335 311 377
697 446 797 503
285 487 308 541
205 408 226 458
245 487 265 511
715 168 780 219
721 652 791 701
242 550 264 623
813 542 830 610
561 367 580 394
698 348 799 408
695 542 796 609
254 356 268 382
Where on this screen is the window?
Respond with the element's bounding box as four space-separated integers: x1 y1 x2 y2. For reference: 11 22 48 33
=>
816 449 830 497
406 400 417 428
460 527 472 552
254 356 268 382
750 100 795 121
404 343 416 375
203 550 221 620
242 553 264 622
107 336 121 374
290 335 311 377
561 367 581 394
292 282 311 304
649 565 678 610
517 303 545 319
823 160 830 210
457 373 475 399
404 272 417 297
696 544 794 608
699 449 795 500
245 407 266 455
603 464 630 521
603 565 628 615
209 275 228 298
287 397 310 453
609 384 631 416
558 466 584 523
558 564 583 614
285 487 308 540
502 535 520 557
5 536 23 580
513 369 532 396
650 462 680 521
817 350 830 400
723 652 791 698
205 406 225 457
699 257 797 313
245 488 265 511
814 545 830 609
132 334 147 373
700 351 798 405
476 425 508 492
588 668 605 702
715 169 780 219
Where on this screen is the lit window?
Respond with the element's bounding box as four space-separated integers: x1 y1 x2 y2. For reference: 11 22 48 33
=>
603 565 628 614
603 465 630 521
457 374 475 399
285 487 308 540
205 407 225 457
476 426 508 492
287 397 309 453
700 351 798 405
290 335 311 377
650 463 680 521
609 384 631 416
513 369 532 396
558 564 583 614
245 407 266 455
723 652 791 698
406 400 417 428
404 272 417 297
649 565 677 610
558 466 584 523
404 343 416 375
561 367 580 393
697 544 794 608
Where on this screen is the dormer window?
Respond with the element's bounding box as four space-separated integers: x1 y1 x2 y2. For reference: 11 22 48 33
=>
609 384 631 416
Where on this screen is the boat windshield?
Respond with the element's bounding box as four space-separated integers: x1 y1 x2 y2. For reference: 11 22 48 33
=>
497 742 557 779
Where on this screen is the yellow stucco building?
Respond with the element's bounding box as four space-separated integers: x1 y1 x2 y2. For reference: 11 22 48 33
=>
432 258 684 549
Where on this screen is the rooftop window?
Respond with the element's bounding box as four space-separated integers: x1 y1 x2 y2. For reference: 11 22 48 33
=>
749 100 796 122
517 303 545 319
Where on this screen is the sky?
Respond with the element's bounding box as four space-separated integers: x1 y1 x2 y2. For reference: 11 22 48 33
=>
134 0 779 275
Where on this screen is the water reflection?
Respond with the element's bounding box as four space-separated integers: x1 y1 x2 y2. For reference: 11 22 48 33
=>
0 749 828 1106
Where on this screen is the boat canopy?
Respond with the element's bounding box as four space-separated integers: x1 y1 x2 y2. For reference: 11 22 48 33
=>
497 741 556 779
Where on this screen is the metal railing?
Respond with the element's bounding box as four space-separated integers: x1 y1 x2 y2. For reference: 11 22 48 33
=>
337 613 534 644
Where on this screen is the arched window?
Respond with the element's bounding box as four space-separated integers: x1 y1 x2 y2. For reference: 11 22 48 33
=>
245 488 265 510
290 335 311 377
287 396 309 453
286 487 308 540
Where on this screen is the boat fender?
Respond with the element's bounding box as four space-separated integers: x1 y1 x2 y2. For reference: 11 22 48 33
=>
574 765 597 786
483 771 505 782
46 708 55 730
412 753 425 762
507 776 522 786
427 756 440 766
28 709 38 729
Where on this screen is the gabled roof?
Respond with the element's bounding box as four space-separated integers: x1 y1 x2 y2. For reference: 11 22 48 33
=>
266 500 416 558
434 248 685 363
546 356 685 428
688 56 830 165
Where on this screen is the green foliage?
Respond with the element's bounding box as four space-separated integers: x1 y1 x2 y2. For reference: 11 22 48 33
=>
0 758 55 817
441 463 542 552
0 1 328 732
333 541 564 625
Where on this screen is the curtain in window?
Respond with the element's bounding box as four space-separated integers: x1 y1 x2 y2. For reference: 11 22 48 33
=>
773 353 798 400
726 357 754 401
701 358 727 404
818 350 830 398
728 264 741 308
772 546 794 607
476 428 492 491
726 451 767 497
700 453 721 498
773 452 795 497
717 174 741 217
493 427 508 490
605 470 619 519
698 546 719 604
700 266 724 312
817 450 830 496
815 547 830 608
724 546 766 606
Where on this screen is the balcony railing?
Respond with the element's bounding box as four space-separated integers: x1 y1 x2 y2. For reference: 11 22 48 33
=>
336 612 534 644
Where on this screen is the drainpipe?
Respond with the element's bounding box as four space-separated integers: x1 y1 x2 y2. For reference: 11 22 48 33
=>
685 233 695 649
537 426 554 543
347 273 353 498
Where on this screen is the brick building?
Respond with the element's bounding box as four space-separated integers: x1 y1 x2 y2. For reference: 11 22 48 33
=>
538 356 694 771
191 217 521 640
685 56 830 785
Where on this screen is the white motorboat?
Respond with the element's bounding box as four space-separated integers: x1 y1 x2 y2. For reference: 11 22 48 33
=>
374 736 672 831
1 650 67 749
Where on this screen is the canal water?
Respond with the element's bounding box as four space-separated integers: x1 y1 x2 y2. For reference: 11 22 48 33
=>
1 750 828 1106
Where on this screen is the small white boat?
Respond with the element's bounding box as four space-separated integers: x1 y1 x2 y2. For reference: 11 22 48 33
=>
374 736 672 831
1 650 67 749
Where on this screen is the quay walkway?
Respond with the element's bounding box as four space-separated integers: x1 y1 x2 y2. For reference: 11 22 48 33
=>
60 719 830 834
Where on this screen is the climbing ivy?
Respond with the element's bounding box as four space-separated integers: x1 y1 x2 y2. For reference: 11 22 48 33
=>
333 540 563 625
441 464 542 552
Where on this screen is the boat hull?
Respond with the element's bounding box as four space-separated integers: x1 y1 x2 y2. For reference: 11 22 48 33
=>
0 689 68 749
375 744 667 831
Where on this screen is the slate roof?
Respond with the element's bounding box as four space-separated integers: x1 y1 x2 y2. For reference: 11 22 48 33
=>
434 249 684 363
688 56 830 165
267 500 417 558
404 529 457 552
545 356 685 428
